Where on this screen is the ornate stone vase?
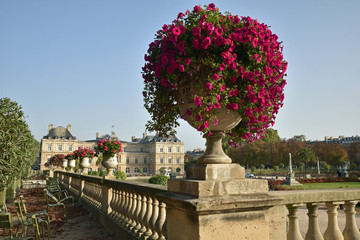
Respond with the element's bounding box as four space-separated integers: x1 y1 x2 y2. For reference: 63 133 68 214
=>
102 154 118 177
179 103 242 164
61 159 68 170
80 157 90 174
68 159 76 169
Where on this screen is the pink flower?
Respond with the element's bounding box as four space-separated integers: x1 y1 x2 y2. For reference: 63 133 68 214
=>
194 97 202 106
213 102 220 109
220 85 226 92
226 103 239 110
186 109 192 116
185 58 191 65
196 114 202 121
193 5 201 13
212 73 219 81
214 119 219 126
172 27 181 36
178 65 185 72
197 124 205 132
162 24 168 32
206 82 212 90
204 121 209 128
160 78 168 86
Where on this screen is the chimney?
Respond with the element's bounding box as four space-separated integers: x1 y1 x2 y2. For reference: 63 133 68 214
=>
67 124 71 132
143 132 147 139
48 124 53 133
96 132 99 139
131 136 136 142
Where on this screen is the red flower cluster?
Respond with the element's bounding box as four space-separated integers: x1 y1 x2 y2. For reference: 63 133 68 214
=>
73 147 95 160
45 154 65 168
142 3 287 145
96 139 122 158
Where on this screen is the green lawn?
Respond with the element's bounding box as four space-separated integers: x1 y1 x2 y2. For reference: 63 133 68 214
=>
283 182 360 190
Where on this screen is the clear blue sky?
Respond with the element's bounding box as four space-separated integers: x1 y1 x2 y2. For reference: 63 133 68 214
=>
1 0 360 151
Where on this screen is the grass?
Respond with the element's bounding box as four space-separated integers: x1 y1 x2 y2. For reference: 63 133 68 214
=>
282 182 360 190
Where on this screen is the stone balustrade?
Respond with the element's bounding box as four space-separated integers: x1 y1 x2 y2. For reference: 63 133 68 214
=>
55 171 167 240
269 189 360 240
54 171 360 240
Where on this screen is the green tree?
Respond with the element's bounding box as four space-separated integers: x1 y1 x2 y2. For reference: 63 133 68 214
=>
114 170 127 180
0 98 38 205
273 166 279 172
250 166 256 173
296 147 316 175
176 167 181 173
148 175 168 186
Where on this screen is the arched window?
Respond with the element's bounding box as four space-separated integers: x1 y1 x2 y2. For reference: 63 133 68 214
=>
126 167 130 173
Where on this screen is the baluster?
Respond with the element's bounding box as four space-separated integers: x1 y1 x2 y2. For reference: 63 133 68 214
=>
132 194 143 234
156 201 166 240
305 203 324 240
141 196 153 240
343 201 360 240
324 202 344 240
126 192 134 229
149 197 160 240
129 192 139 232
122 191 130 226
114 189 122 221
287 204 304 240
137 194 148 238
118 189 126 224
109 189 117 220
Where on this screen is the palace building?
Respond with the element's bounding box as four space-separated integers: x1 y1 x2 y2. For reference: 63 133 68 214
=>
38 124 185 175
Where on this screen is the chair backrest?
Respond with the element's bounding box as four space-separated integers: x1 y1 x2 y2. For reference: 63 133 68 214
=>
44 189 59 203
0 212 13 238
14 200 26 225
19 195 28 216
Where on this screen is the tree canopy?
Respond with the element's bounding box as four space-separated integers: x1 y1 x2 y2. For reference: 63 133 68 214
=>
0 98 39 191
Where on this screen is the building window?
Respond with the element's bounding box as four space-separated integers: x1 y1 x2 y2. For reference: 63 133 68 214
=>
168 147 172 152
176 157 180 164
135 167 139 173
143 167 147 173
135 157 138 164
168 157 172 164
47 157 51 162
124 148 126 152
126 157 129 164
160 147 163 152
58 145 62 151
69 145 72 151
48 144 52 151
160 157 164 164
126 167 130 173
144 157 147 164
177 147 180 152
141 148 143 152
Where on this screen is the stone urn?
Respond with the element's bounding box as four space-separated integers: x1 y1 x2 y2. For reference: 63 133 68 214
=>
102 154 118 177
61 159 68 171
80 157 91 174
68 159 76 171
179 103 245 180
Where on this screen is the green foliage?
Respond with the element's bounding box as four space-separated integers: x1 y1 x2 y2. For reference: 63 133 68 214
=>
273 166 279 172
259 164 265 169
89 171 100 176
250 166 256 173
349 163 358 171
176 167 181 173
159 167 166 174
279 163 285 169
148 175 169 186
0 98 39 191
114 170 127 180
324 164 331 172
99 169 107 177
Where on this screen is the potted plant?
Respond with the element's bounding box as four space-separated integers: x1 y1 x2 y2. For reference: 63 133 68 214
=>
96 139 122 177
142 3 287 164
73 147 95 174
45 154 65 170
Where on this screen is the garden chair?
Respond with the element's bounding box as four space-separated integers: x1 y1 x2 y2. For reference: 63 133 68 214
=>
45 178 62 194
0 203 7 213
43 189 74 221
0 212 33 240
30 215 48 240
17 196 50 239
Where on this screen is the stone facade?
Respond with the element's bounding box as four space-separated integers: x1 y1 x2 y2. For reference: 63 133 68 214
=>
39 124 185 174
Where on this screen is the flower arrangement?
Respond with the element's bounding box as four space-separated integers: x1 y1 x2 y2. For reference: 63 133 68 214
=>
73 147 95 160
96 139 122 157
65 152 75 160
142 3 287 145
45 154 65 168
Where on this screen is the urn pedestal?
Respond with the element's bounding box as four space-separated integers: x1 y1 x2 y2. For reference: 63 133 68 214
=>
80 157 90 175
61 159 68 171
102 154 118 178
68 159 76 172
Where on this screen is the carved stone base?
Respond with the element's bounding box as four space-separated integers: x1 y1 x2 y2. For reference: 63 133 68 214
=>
186 163 245 180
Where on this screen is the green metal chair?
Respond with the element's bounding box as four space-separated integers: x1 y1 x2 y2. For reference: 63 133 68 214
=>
43 189 74 221
30 215 47 240
0 212 33 240
17 197 49 240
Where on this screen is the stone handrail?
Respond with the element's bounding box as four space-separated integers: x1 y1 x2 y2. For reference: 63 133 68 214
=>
55 171 360 240
55 171 168 240
269 189 360 240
